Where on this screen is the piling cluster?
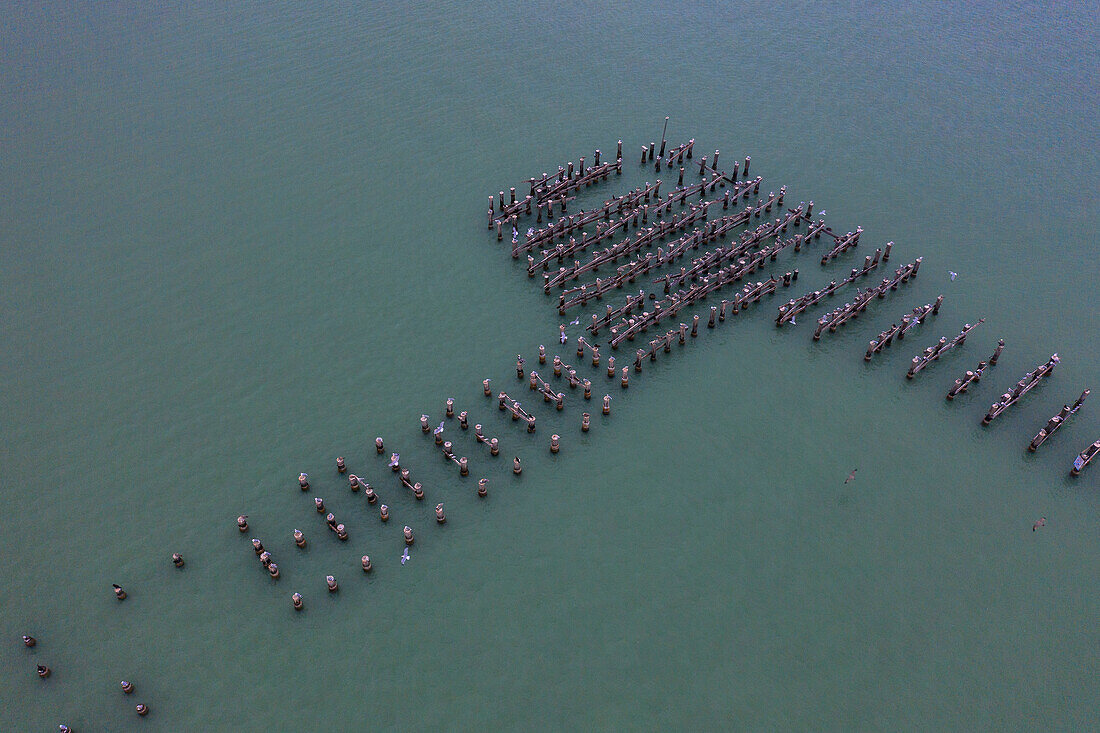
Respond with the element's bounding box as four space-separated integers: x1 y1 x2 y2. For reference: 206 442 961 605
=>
492 127 1096 472
38 124 1094 730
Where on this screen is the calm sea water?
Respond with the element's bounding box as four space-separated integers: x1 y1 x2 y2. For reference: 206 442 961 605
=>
2 2 1097 730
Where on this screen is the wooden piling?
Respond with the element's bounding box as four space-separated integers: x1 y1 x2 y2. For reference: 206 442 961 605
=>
982 354 1060 424
1028 389 1089 451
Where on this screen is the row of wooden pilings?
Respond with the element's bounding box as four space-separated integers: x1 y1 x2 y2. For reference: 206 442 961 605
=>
1029 390 1089 451
865 299 945 360
810 261 928 340
945 340 1004 398
982 354 1061 424
775 246 894 326
906 320 986 378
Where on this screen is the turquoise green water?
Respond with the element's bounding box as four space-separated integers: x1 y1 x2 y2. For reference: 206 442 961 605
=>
2 2 1098 730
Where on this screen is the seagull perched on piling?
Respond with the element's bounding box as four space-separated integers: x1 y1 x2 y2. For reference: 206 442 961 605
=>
433 422 444 436
388 453 400 468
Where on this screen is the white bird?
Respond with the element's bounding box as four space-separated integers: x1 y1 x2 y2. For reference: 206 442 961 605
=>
560 332 567 344
949 271 958 281
569 317 580 326
401 547 410 565
388 453 400 468
433 421 444 435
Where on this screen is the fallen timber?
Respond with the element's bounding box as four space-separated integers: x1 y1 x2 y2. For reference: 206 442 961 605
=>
810 260 926 340
607 255 790 344
864 297 944 360
1071 439 1100 475
775 253 898 326
945 340 1004 399
396 467 423 496
575 336 601 366
496 392 537 431
492 194 534 225
528 370 566 407
653 139 694 171
607 291 694 349
725 272 796 313
905 319 985 378
549 355 586 389
639 328 685 364
1028 389 1089 451
694 156 746 187
982 354 1060 425
519 207 609 258
438 440 469 476
819 227 863 265
491 171 577 222
632 318 708 371
471 424 501 456
722 270 799 317
610 180 663 216
489 180 538 223
514 201 603 257
588 291 648 336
